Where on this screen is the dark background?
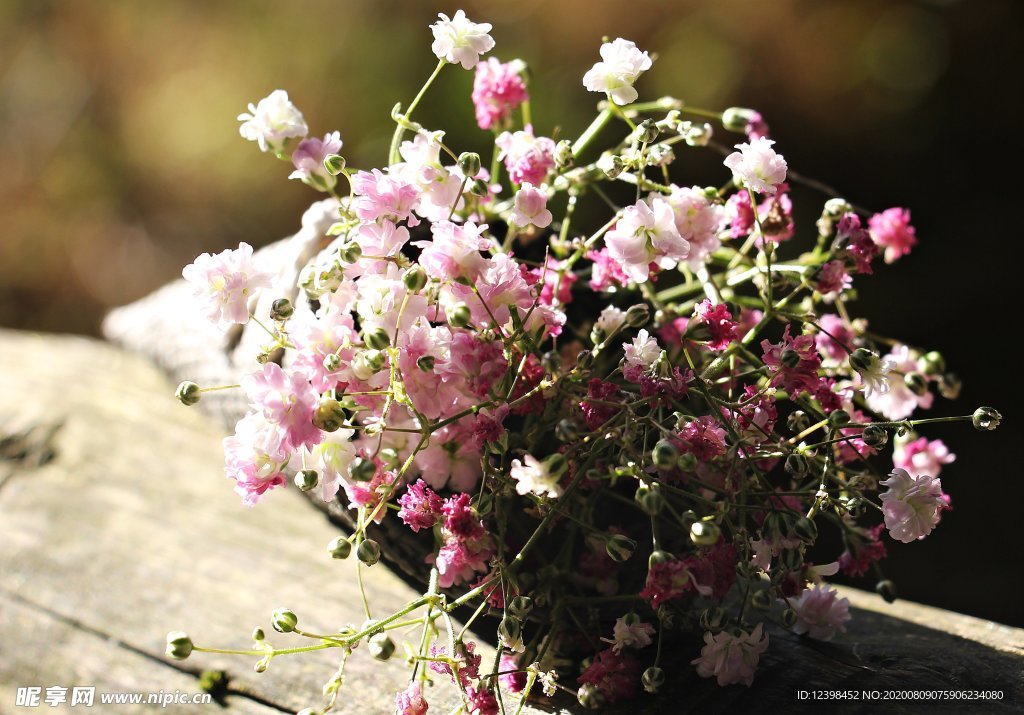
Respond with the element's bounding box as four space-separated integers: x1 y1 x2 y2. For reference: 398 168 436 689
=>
1 0 1020 625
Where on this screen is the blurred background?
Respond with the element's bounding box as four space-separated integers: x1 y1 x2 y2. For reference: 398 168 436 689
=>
1 0 1020 625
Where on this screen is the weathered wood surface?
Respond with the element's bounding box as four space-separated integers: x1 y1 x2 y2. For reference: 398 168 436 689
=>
1 329 1022 715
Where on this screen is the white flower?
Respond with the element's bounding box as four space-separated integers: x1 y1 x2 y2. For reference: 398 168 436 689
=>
237 90 308 152
601 616 655 653
879 468 944 543
850 348 896 397
594 306 627 339
623 329 662 371
866 344 933 420
182 242 273 328
604 198 689 283
789 584 850 641
582 38 653 106
430 10 495 70
509 183 553 228
723 137 788 195
510 454 563 498
664 185 726 269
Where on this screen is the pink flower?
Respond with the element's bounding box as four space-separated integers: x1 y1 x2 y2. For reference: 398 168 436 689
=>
866 344 932 420
640 557 708 608
602 616 655 653
472 58 528 130
351 169 420 225
664 185 726 268
869 207 917 264
894 437 955 478
623 329 662 379
694 299 740 351
415 429 482 492
430 641 481 687
241 362 322 454
465 686 499 715
395 682 428 715
838 523 887 577
675 415 728 462
587 247 629 292
577 648 641 703
430 11 494 70
816 260 851 297
605 198 689 283
839 213 879 274
789 584 851 640
529 257 575 307
580 379 620 430
432 493 494 588
182 242 272 328
223 412 288 507
397 479 444 533
723 137 787 195
582 38 652 106
495 125 555 185
691 623 769 687
289 309 358 392
879 468 944 543
437 332 508 400
289 131 343 188
509 183 552 228
815 314 855 363
302 428 357 502
415 220 491 283
761 325 823 396
499 652 527 693
342 465 397 523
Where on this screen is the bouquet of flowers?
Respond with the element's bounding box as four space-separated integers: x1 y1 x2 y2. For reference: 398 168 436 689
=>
164 10 1001 713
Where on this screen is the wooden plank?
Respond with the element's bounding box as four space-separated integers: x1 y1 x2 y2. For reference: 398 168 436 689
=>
1 329 1022 715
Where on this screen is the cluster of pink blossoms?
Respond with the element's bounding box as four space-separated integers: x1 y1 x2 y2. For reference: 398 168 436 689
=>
172 11 1002 714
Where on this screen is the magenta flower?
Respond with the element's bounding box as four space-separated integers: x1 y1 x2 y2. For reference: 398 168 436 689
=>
495 125 555 186
289 131 343 188
472 58 528 130
869 207 917 264
395 682 428 715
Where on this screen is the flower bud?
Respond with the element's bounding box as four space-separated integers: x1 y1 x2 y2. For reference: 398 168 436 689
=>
972 406 1002 431
364 327 391 350
689 520 721 546
272 608 298 633
750 588 773 611
349 456 376 482
875 579 898 603
175 381 201 406
165 631 193 660
576 349 594 370
368 633 395 660
779 548 803 571
508 596 533 620
904 372 928 396
338 242 362 264
577 683 606 710
448 303 472 328
793 517 818 543
252 627 265 641
364 349 386 372
328 536 352 560
498 618 523 651
313 396 347 432
828 409 851 428
555 418 580 442
403 266 427 292
606 534 637 562
862 424 888 449
458 152 482 177
678 121 713 147
849 347 876 373
598 154 625 179
921 350 945 376
642 666 665 694
781 608 798 628
648 550 674 568
787 410 810 433
469 179 490 197
379 447 399 468
624 304 650 328
269 298 294 322
939 372 962 399
554 139 574 168
677 509 698 530
652 440 679 469
721 107 758 133
784 453 808 476
294 469 319 492
636 118 659 144
416 355 436 371
541 350 560 373
324 154 346 175
699 606 726 630
357 539 381 565
545 453 568 478
780 349 801 368
322 353 342 372
635 483 665 515
676 452 698 471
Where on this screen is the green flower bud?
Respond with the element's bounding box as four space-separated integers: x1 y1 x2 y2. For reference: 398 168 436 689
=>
165 631 193 660
412 355 434 372
875 579 898 603
642 666 665 694
379 447 399 468
349 456 377 482
698 606 726 630
271 608 298 633
313 396 347 432
448 303 472 328
328 536 352 560
787 410 810 433
497 618 523 651
357 539 381 565
606 534 637 562
541 350 561 373
338 242 362 263
648 550 674 568
175 381 201 406
678 509 698 529
322 353 342 372
972 406 1002 431
403 266 427 292
554 139 574 168
294 469 319 492
576 349 594 370
785 453 808 476
364 327 391 350
750 588 773 611
545 453 568 478
508 595 533 620
676 452 698 471
904 372 928 396
793 517 818 543
457 152 482 177
637 118 659 144
781 608 798 628
324 154 346 175
577 683 606 710
600 155 625 179
862 424 888 448
939 372 962 399
780 349 801 368
367 633 395 660
555 418 580 442
624 304 650 328
921 350 945 376
652 440 679 469
779 548 803 571
849 347 876 373
269 298 294 322
469 178 490 197
829 409 851 428
252 627 265 641
689 520 721 546
635 483 665 515
721 107 758 132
